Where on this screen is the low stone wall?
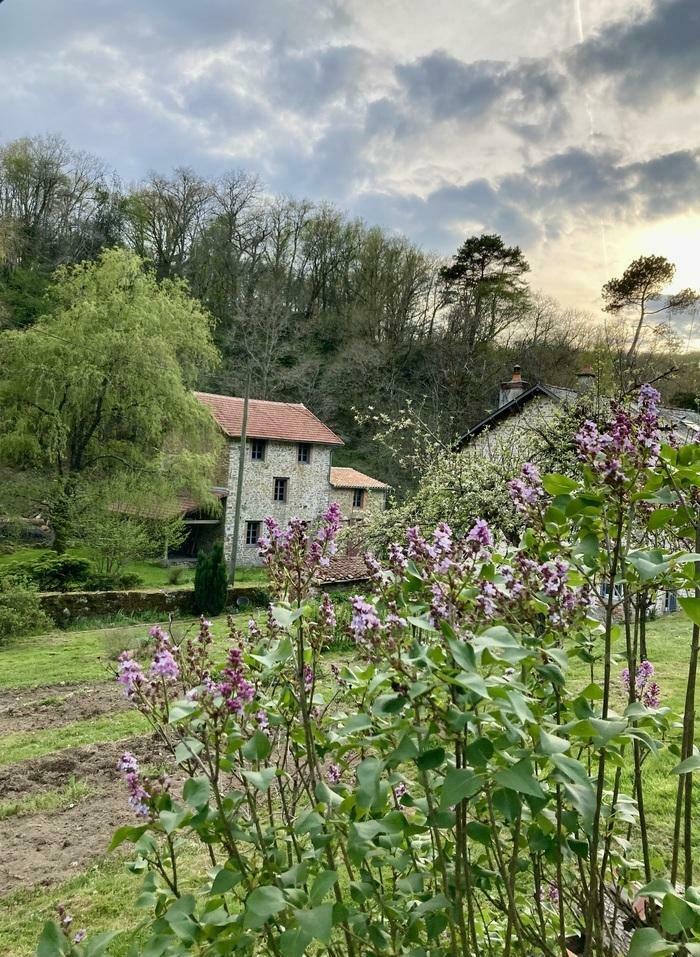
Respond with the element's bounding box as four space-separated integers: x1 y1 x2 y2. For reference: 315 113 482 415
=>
39 584 270 623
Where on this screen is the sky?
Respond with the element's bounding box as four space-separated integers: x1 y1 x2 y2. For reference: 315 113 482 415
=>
1 0 699 329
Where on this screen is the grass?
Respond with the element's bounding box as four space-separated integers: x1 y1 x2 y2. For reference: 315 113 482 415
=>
1 711 150 765
0 778 93 820
0 545 267 590
0 613 250 690
0 851 211 957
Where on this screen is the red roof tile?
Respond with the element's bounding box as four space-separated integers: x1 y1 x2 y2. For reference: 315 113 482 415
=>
330 467 389 490
195 392 344 446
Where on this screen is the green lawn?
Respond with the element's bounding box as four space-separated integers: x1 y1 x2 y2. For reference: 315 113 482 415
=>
0 545 267 589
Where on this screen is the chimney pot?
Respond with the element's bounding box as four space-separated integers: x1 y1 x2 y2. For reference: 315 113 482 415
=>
499 364 529 408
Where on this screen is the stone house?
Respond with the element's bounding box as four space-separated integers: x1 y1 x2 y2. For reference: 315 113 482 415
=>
191 392 387 566
459 365 700 616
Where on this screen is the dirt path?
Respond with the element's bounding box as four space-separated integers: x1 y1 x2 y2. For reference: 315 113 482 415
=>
0 735 175 898
0 681 129 735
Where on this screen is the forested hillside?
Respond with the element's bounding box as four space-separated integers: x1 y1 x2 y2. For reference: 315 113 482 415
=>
1 134 696 490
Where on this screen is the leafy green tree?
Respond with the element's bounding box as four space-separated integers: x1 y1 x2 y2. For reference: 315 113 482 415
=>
0 248 221 550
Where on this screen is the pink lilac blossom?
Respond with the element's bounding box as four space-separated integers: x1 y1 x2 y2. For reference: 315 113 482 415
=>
467 519 492 549
319 593 336 630
621 660 661 708
73 929 87 944
393 782 409 802
149 644 179 682
508 463 544 512
117 652 145 699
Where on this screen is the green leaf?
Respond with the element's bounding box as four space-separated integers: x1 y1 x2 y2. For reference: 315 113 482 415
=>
294 903 334 943
174 738 204 764
243 730 272 762
83 932 121 957
245 885 286 922
661 892 699 934
638 878 675 901
465 820 491 844
310 870 338 905
278 927 313 957
447 637 476 672
440 768 480 809
542 473 578 495
270 606 304 629
356 757 382 810
211 867 243 895
628 927 675 956
648 507 676 531
241 767 276 792
494 758 545 799
407 615 438 632
415 747 445 771
672 753 700 774
37 921 69 957
167 700 198 724
627 549 671 582
538 730 570 755
680 596 700 628
108 823 149 851
183 776 210 810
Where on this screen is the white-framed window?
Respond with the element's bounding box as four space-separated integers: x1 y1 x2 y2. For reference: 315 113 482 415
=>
245 521 261 545
298 443 311 463
251 439 266 461
273 477 288 503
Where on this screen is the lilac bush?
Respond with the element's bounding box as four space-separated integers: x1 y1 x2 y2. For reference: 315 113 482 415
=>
37 387 700 957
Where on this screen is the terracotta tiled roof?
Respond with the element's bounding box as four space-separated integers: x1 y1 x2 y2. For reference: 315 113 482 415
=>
329 467 389 490
316 554 371 584
195 392 344 446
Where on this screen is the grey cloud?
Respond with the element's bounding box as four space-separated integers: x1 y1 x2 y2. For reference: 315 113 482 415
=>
269 45 375 113
353 147 700 254
391 50 569 141
570 0 700 104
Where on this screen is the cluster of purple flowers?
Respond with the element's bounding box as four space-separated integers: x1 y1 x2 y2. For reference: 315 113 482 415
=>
218 645 256 714
508 463 545 513
575 384 662 485
327 763 342 785
117 629 180 706
56 905 86 944
117 752 150 818
258 502 342 600
621 659 661 708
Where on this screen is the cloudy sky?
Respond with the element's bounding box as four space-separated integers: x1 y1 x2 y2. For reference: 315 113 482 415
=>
1 0 699 322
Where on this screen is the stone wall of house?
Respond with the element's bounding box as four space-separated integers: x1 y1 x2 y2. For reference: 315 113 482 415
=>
467 395 560 460
223 439 333 566
332 487 387 521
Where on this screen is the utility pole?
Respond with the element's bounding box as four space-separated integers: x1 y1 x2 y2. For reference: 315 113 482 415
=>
228 373 250 585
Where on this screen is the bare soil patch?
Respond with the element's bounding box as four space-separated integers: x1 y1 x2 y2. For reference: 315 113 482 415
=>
0 681 128 735
0 736 174 897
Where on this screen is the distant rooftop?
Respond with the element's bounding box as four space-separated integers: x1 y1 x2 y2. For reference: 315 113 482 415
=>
195 392 344 446
330 467 389 490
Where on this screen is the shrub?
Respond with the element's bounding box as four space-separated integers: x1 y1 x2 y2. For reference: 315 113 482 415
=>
0 552 94 591
83 571 143 591
40 398 700 956
167 565 186 585
193 543 228 615
0 578 52 643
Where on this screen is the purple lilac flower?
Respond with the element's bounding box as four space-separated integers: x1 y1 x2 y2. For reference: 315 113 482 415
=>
467 518 492 549
546 884 560 905
117 752 149 818
319 593 336 629
256 709 269 730
57 904 72 929
303 665 314 693
508 464 544 512
117 652 145 699
388 543 408 572
350 595 382 642
149 645 179 682
327 763 342 785
644 681 661 709
393 782 408 802
73 929 87 944
621 660 661 708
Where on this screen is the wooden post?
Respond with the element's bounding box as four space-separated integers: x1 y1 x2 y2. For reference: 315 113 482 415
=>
228 374 250 584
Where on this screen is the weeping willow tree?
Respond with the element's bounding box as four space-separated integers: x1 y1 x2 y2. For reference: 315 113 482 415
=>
0 247 222 550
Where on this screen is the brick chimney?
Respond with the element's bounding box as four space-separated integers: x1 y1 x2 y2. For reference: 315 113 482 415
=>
499 365 529 408
576 365 596 393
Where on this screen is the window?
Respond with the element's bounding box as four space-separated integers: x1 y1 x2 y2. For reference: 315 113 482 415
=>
251 439 266 461
273 477 288 503
352 488 365 509
245 521 261 545
297 443 311 463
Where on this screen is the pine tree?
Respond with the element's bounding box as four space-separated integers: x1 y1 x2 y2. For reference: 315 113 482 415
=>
193 543 228 615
